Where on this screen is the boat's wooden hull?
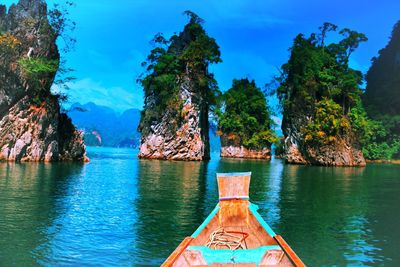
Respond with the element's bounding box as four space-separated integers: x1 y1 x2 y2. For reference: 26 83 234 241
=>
162 172 305 267
162 201 305 266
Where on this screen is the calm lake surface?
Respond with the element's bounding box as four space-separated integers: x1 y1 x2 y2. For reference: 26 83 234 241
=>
0 147 399 266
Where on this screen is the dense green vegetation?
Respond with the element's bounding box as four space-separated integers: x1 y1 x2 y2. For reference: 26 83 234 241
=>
362 21 400 159
276 23 367 116
274 21 400 160
349 100 400 159
217 78 277 150
138 11 221 134
275 23 368 146
303 98 350 145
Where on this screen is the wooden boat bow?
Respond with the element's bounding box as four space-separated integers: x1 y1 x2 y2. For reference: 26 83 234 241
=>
162 172 305 266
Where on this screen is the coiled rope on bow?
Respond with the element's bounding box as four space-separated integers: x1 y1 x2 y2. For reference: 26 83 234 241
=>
205 227 249 250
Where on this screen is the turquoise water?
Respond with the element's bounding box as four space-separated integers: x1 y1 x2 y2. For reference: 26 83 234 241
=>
0 147 399 266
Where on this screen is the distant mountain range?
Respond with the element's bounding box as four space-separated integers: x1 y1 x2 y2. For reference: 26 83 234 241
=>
68 102 220 151
68 102 141 148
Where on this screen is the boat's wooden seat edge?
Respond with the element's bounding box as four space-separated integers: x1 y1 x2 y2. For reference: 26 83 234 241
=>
161 236 193 267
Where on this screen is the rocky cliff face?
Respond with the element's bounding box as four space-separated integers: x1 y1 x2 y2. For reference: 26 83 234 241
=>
139 78 209 160
220 145 271 160
220 134 271 160
0 0 87 162
282 113 366 166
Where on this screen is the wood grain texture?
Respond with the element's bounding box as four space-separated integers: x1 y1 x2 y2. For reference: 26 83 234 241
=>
183 250 207 265
217 174 250 199
219 200 249 227
259 249 285 265
191 215 220 246
162 237 193 267
247 212 276 246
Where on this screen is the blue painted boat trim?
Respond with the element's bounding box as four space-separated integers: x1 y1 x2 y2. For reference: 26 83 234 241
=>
191 204 220 238
217 172 252 177
248 203 276 237
187 245 281 264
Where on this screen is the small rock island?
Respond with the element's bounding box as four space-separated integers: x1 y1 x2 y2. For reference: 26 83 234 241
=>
276 23 367 166
217 79 277 160
0 0 86 162
137 11 221 160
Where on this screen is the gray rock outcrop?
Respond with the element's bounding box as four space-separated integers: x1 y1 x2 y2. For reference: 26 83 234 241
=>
139 78 209 160
220 145 271 160
282 113 365 166
0 0 87 162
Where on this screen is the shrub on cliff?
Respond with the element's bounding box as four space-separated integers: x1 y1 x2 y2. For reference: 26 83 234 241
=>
18 57 59 103
302 98 350 145
0 33 21 58
138 11 221 136
217 78 277 150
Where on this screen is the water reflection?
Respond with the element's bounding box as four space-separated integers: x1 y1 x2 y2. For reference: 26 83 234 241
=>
0 162 83 266
134 159 209 265
261 158 284 229
0 149 399 266
273 163 391 266
39 148 139 266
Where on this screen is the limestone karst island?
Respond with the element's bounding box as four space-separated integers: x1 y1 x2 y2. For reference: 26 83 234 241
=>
0 0 399 266
0 0 86 162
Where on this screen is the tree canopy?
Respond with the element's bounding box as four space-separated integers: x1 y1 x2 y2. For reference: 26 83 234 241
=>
217 78 277 150
276 24 367 116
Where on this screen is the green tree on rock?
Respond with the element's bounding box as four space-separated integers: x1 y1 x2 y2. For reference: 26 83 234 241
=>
217 78 277 150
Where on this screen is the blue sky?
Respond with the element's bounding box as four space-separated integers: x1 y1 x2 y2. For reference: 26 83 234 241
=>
4 0 400 113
